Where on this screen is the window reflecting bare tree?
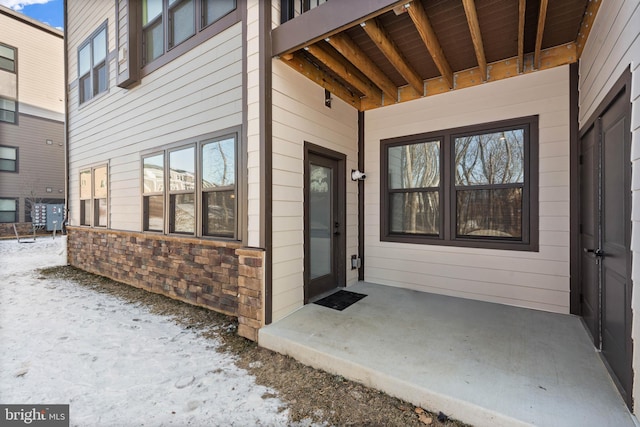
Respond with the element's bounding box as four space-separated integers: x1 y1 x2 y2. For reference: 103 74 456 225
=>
388 140 440 235
455 129 524 238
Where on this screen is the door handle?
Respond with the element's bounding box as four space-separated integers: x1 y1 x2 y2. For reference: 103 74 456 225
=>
334 222 340 236
583 248 605 257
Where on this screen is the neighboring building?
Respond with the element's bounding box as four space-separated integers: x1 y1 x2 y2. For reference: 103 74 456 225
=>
65 0 639 417
0 6 65 234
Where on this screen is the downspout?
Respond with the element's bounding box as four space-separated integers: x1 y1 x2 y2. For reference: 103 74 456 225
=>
358 111 365 281
63 0 69 261
260 0 273 324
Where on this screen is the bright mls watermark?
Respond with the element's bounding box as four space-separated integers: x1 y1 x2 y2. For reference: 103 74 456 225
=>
1 405 69 426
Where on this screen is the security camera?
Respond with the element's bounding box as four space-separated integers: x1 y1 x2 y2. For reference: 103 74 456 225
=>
351 170 367 181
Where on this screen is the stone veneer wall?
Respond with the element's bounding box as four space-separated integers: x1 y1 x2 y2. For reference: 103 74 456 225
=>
0 223 35 238
66 226 264 341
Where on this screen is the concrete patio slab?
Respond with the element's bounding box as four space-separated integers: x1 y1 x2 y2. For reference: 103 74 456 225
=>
259 282 636 426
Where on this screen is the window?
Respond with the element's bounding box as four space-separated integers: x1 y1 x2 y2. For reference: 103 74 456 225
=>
0 198 17 223
142 0 236 66
78 23 108 104
0 43 16 73
381 116 538 251
169 146 195 234
142 132 237 238
202 137 235 237
143 154 164 231
0 97 16 123
79 165 108 227
0 145 17 172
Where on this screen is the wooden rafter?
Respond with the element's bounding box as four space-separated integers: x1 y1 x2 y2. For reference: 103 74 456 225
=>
534 0 548 69
393 42 576 107
305 42 383 103
361 18 424 95
280 52 361 110
405 0 454 89
576 0 601 58
326 32 398 102
518 0 526 73
461 0 487 81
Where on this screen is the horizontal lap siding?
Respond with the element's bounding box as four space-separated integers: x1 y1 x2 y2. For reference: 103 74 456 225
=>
271 60 358 322
0 12 64 119
66 0 243 231
365 66 571 314
578 0 640 410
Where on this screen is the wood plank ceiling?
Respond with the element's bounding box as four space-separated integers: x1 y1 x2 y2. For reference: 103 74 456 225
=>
277 0 600 111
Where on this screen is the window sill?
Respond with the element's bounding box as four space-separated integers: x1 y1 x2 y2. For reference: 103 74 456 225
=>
382 234 538 252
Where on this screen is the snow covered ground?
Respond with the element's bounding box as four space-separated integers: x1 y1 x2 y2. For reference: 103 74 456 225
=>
0 237 292 426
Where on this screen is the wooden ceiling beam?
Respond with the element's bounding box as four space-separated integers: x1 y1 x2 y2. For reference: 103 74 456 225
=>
280 53 361 111
361 17 424 96
305 41 383 103
533 0 548 69
518 0 526 74
461 0 487 81
326 32 398 102
576 0 602 58
393 42 576 108
405 0 454 89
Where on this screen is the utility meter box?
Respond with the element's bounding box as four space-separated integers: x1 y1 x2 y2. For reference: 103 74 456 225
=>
46 204 65 231
32 203 47 227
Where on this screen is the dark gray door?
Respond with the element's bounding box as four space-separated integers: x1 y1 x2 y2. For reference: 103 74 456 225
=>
579 80 632 406
304 146 346 302
579 125 598 343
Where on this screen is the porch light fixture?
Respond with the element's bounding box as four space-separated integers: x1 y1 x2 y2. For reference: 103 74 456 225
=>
351 169 366 181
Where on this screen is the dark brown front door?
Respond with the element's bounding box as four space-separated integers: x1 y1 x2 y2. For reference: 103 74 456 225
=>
579 74 632 406
304 144 346 302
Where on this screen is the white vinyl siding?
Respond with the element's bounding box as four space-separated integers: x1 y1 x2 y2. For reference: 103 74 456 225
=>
365 66 571 314
67 0 243 232
271 59 359 322
578 0 640 412
245 0 261 248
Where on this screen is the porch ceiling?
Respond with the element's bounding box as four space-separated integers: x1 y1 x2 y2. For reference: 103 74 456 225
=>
273 0 600 111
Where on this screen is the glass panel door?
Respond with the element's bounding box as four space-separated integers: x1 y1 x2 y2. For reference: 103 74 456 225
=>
309 163 332 279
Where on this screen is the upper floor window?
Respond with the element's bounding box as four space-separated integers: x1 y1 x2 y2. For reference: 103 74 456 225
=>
0 44 16 73
80 165 108 227
142 0 236 66
0 98 16 124
78 22 108 104
381 116 539 251
0 145 17 172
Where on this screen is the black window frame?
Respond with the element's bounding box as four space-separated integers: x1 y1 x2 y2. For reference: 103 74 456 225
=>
141 131 239 239
0 197 18 223
79 165 109 227
0 97 17 124
381 116 539 251
141 0 237 68
0 145 18 172
0 43 17 73
78 21 108 105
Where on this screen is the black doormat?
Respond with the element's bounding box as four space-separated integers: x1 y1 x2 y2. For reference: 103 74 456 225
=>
314 290 367 311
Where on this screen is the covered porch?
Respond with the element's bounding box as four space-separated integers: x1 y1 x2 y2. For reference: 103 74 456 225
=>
259 282 635 426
